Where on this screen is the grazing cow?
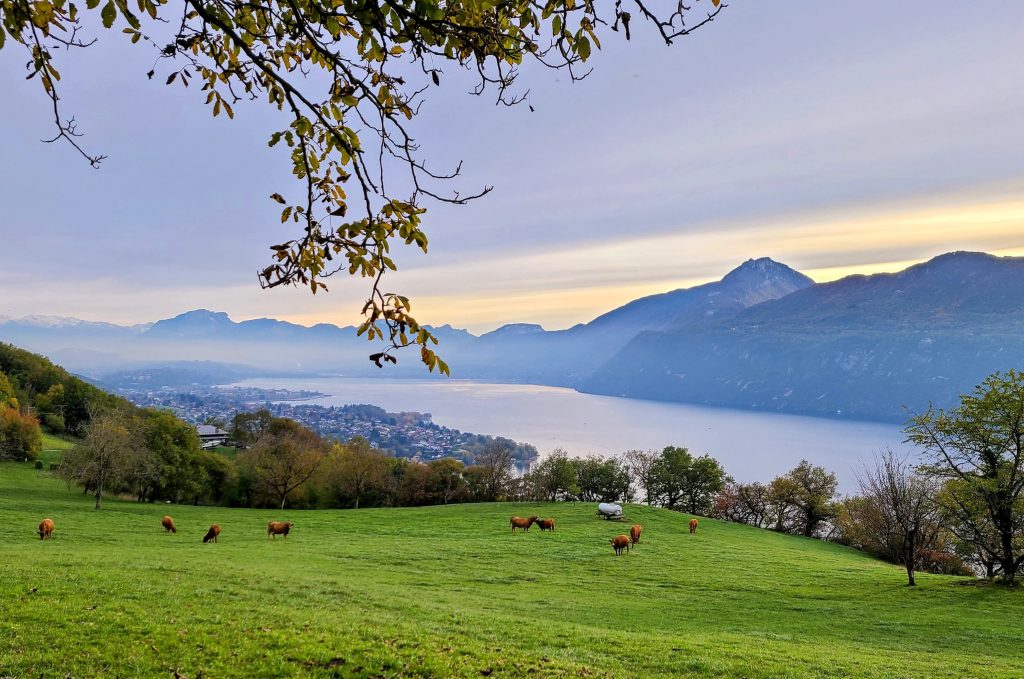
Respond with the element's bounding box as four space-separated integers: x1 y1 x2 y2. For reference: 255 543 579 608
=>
536 518 556 532
510 516 538 532
267 521 294 539
161 515 177 533
689 518 699 534
38 518 54 541
202 524 221 543
630 524 642 545
610 534 630 555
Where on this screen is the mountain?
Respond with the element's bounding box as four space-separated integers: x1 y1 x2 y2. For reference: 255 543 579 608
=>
446 257 814 384
0 309 472 376
580 257 813 338
580 251 1024 420
5 252 1022 422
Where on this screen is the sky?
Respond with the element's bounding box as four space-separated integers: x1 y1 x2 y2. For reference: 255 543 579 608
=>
1 2 1023 333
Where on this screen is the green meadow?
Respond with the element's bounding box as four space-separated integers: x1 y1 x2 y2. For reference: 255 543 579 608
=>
2 447 1022 678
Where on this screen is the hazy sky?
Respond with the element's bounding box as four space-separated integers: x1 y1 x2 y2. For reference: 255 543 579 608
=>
2 2 1023 332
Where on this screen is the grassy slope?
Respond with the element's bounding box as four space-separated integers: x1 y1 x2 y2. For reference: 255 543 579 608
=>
1 462 1022 678
39 432 74 465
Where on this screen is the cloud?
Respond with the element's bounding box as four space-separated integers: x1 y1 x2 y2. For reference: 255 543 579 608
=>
2 3 1023 333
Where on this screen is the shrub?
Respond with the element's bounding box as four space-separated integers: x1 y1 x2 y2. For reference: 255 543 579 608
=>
0 406 42 461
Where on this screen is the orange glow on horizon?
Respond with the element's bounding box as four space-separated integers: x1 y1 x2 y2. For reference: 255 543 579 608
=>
264 191 1024 334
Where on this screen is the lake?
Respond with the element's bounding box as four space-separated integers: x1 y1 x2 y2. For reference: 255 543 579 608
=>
237 377 909 492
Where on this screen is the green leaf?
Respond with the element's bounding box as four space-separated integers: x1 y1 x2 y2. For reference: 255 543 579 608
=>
577 35 590 60
100 0 116 27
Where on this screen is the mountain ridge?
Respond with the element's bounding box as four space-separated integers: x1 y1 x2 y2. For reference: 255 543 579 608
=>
3 251 1022 421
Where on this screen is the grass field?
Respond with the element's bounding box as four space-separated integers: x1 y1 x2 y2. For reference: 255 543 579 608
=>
2 458 1023 678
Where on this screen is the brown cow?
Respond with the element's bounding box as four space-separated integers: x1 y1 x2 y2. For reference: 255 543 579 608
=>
202 524 221 543
630 524 642 545
689 518 699 534
38 518 54 541
267 521 294 539
510 516 538 532
610 534 630 555
161 516 177 533
536 518 556 532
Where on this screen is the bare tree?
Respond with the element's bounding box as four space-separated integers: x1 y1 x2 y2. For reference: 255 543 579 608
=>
852 449 942 586
477 440 515 502
624 449 658 505
59 408 138 509
715 481 771 527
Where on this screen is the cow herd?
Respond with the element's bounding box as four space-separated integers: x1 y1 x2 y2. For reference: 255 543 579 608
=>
35 516 295 543
36 509 696 558
509 513 698 556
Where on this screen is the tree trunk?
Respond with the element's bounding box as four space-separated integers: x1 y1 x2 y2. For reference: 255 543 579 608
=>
94 489 102 510
280 495 287 510
906 532 917 586
1000 526 1017 585
354 496 360 510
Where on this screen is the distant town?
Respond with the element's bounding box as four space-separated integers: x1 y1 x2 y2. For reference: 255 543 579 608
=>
111 384 538 466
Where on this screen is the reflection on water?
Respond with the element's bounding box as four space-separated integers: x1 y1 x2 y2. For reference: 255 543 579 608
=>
237 376 909 492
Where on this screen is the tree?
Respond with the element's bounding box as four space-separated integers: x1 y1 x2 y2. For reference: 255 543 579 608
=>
0 406 42 461
765 475 799 532
908 370 1024 584
530 449 578 501
237 417 329 509
777 460 838 537
462 464 490 502
35 383 66 433
842 450 942 586
623 449 658 505
0 371 18 409
714 481 770 527
2 0 724 369
648 446 727 514
571 455 630 503
59 408 137 509
648 446 692 509
680 454 728 514
196 449 238 505
476 439 515 501
426 458 467 505
329 436 390 509
230 409 274 447
139 409 205 503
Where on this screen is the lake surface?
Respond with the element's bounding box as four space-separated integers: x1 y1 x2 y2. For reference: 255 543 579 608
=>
237 377 910 492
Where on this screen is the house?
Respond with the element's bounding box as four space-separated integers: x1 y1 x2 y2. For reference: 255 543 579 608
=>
196 424 230 449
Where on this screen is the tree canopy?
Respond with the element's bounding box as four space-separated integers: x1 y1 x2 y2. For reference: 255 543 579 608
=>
1 0 723 369
908 370 1024 584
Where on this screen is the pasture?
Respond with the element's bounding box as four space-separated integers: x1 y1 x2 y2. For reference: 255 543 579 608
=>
1 457 1023 678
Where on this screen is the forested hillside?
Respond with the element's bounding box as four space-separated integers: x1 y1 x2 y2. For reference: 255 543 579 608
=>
0 342 125 460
